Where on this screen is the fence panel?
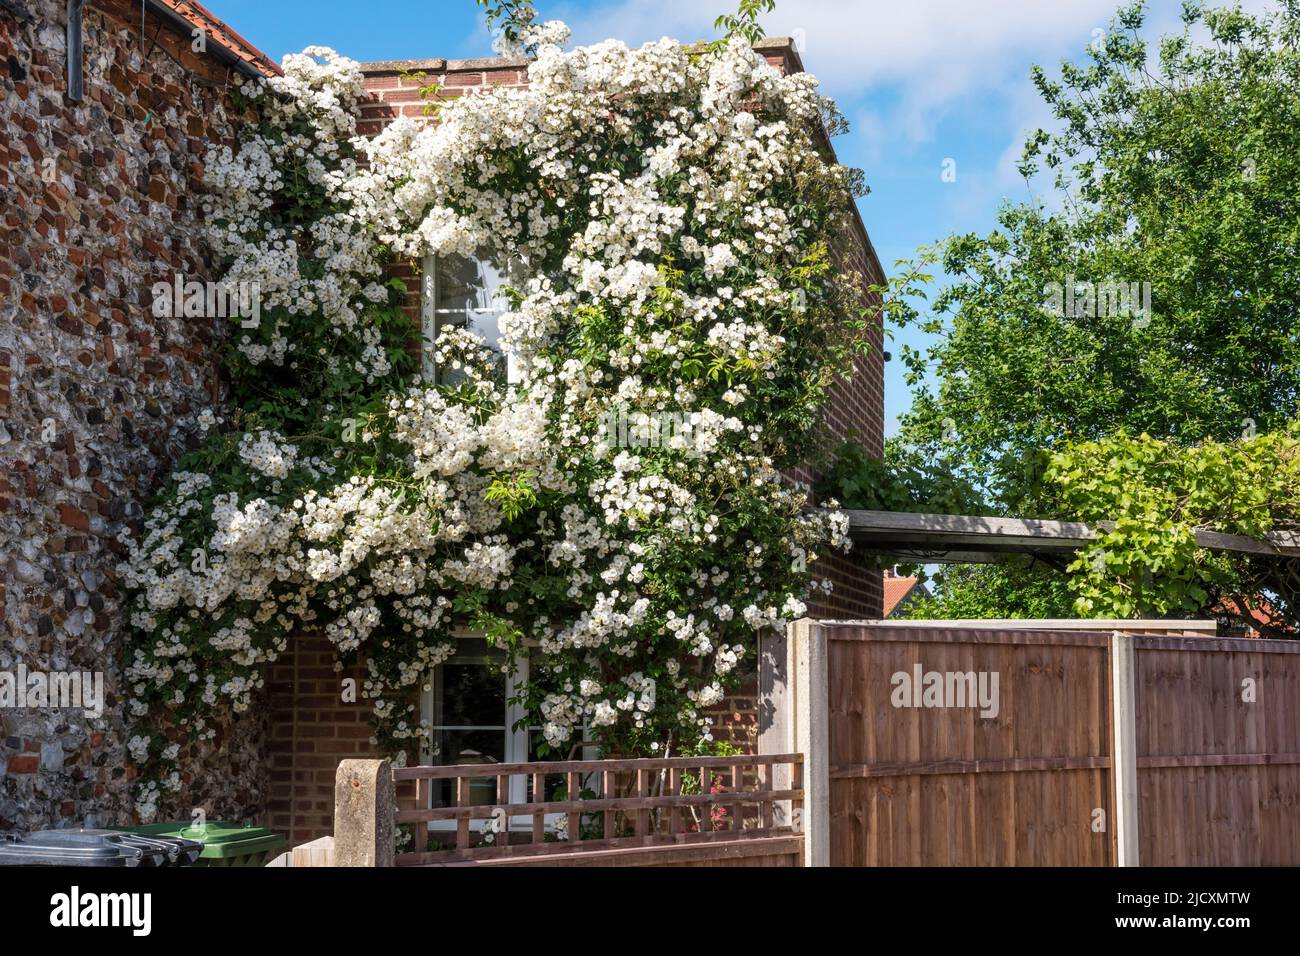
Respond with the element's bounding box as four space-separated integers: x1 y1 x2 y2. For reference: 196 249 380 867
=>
823 624 1114 866
816 621 1300 866
390 753 803 866
1133 635 1300 866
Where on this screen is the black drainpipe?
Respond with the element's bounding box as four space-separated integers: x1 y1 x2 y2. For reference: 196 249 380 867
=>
66 0 86 101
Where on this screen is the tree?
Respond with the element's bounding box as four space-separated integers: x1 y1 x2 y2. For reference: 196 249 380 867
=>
889 0 1300 510
870 0 1300 624
1046 429 1300 635
900 563 1078 620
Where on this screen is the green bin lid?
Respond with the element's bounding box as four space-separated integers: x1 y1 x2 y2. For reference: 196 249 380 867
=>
117 822 286 860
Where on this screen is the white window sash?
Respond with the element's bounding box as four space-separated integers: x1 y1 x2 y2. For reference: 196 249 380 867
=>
420 633 533 830
420 254 521 385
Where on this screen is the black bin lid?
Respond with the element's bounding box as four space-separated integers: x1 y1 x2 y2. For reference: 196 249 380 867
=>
0 829 201 867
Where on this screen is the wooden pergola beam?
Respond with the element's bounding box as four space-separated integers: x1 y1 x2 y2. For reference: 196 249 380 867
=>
844 510 1299 564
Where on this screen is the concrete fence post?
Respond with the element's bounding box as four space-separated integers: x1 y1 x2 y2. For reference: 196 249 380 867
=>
790 618 829 866
1109 632 1140 866
758 625 792 825
334 758 395 867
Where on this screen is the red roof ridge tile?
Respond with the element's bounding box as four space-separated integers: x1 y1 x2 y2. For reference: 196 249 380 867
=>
159 0 282 76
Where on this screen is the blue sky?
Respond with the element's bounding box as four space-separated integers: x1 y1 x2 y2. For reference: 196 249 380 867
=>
203 0 1242 435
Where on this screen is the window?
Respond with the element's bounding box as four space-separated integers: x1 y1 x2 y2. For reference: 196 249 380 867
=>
420 249 525 384
424 637 530 804
420 637 594 832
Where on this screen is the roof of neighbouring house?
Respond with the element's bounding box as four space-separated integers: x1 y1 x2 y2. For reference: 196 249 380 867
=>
883 572 925 617
1213 596 1293 637
153 0 281 76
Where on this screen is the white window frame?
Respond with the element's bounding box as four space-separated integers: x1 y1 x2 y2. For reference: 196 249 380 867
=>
420 252 521 385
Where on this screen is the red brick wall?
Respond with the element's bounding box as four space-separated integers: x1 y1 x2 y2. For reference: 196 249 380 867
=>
703 676 760 753
265 632 380 844
357 55 530 135
805 234 886 621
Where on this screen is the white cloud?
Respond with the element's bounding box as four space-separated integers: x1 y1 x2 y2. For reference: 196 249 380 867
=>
556 0 1120 99
549 0 1125 165
546 0 1292 245
553 0 1285 148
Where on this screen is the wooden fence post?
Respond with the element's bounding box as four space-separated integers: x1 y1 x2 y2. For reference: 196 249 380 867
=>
289 835 336 867
1109 632 1140 866
790 618 829 866
334 758 395 867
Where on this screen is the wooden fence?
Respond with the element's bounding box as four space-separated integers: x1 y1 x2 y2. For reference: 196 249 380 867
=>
323 618 1297 866
777 620 1300 866
385 753 803 866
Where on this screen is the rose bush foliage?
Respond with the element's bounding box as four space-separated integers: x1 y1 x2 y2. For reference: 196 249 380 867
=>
118 25 869 816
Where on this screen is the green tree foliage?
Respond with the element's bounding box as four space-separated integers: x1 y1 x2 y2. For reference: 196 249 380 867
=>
900 563 1078 621
1046 430 1300 634
713 0 776 44
476 0 540 49
870 1 1300 626
818 438 987 516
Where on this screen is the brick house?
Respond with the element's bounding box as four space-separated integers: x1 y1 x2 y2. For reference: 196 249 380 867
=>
1 1 884 842
265 45 887 844
883 569 930 618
